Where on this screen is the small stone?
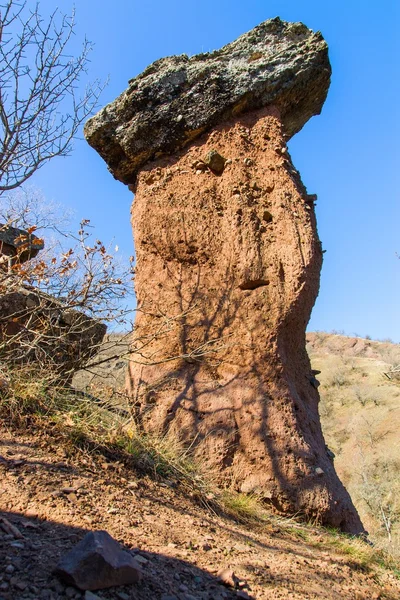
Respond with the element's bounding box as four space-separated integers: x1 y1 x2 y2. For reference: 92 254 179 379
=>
217 568 239 588
116 592 130 600
54 530 142 590
85 593 102 600
14 581 28 591
132 554 148 565
9 541 24 549
315 467 324 476
65 586 77 598
204 150 226 175
51 581 65 594
5 565 14 574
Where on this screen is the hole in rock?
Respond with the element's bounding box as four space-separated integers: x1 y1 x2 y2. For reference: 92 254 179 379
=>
239 279 270 291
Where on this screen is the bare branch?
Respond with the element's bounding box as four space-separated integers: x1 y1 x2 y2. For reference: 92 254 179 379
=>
0 0 106 193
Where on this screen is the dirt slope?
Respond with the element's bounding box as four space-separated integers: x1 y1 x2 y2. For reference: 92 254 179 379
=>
1 422 399 600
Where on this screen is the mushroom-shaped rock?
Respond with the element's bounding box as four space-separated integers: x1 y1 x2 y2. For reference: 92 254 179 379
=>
84 19 364 535
84 17 331 186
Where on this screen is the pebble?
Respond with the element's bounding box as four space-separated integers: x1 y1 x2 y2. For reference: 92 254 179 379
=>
15 581 28 591
9 541 25 549
85 592 102 600
133 554 148 564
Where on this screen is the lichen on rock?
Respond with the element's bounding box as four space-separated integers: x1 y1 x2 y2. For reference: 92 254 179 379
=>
85 17 331 187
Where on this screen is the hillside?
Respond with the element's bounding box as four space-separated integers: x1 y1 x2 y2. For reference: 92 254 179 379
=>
306 332 400 555
1 420 399 600
1 332 399 599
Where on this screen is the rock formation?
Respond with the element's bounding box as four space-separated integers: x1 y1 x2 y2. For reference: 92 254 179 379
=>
85 18 364 533
0 225 106 379
0 224 44 269
0 287 106 378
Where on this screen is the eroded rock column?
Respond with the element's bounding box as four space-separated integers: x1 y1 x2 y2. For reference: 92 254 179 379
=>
85 17 364 533
126 107 362 533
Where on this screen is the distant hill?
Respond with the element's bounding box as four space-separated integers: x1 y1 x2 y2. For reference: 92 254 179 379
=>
307 332 400 554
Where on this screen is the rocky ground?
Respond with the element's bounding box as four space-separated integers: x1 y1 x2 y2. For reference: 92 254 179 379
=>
1 421 400 600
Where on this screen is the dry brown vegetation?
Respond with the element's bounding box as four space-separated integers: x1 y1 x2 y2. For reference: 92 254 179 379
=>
72 331 400 559
1 332 400 598
1 357 400 599
307 332 400 557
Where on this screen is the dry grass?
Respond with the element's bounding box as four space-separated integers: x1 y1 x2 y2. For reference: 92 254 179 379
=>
2 349 400 579
307 332 400 558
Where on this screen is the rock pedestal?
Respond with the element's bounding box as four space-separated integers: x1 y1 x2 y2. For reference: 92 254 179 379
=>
85 18 364 533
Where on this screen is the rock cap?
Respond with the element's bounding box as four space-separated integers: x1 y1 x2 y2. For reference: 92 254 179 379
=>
84 17 331 186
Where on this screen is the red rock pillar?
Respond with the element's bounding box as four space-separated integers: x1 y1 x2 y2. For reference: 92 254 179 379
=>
126 106 364 534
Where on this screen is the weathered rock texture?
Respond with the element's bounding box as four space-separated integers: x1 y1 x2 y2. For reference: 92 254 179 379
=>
85 19 364 534
85 17 330 185
0 224 44 267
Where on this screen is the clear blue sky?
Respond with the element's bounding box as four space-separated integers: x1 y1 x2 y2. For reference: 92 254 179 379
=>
31 0 400 341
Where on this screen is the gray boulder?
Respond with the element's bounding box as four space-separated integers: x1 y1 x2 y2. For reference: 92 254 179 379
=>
84 17 331 186
54 530 142 590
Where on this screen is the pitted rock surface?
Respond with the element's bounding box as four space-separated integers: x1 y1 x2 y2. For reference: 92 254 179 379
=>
125 107 364 534
84 17 331 186
85 20 363 534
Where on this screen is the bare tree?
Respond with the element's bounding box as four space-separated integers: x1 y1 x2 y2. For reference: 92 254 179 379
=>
0 0 105 193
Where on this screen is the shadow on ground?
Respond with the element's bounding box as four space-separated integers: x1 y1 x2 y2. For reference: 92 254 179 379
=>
0 510 253 600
